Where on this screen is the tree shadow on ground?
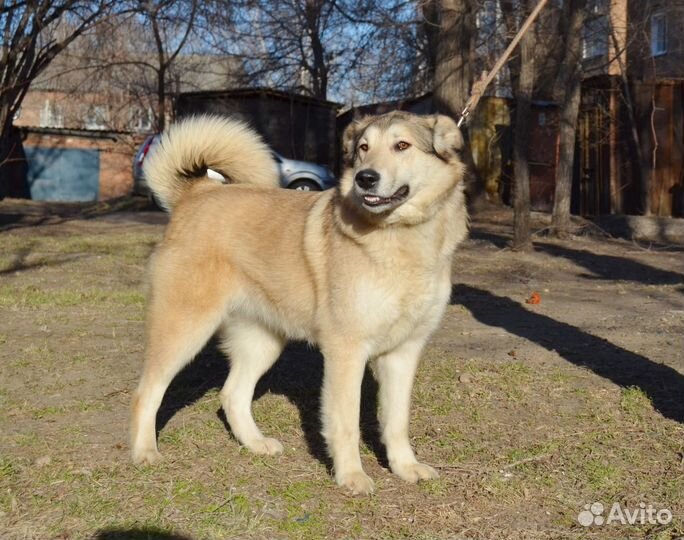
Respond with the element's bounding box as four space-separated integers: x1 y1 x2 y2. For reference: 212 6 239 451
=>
452 284 684 423
467 228 510 249
0 243 85 275
535 242 684 289
157 340 383 472
94 528 193 540
0 197 158 231
467 228 684 292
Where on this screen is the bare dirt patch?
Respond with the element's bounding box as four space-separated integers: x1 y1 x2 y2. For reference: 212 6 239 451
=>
1 199 682 540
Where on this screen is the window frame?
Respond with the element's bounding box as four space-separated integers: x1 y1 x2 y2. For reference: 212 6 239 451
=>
651 12 667 57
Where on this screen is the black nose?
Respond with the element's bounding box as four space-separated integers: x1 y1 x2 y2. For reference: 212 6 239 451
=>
355 169 380 190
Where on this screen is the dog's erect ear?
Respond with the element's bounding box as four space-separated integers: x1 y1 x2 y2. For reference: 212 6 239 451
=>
431 114 463 160
342 115 372 166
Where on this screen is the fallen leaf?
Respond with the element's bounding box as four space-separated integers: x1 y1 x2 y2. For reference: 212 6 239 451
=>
526 292 541 305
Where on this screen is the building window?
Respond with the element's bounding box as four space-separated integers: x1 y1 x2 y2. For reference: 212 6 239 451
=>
582 0 609 59
129 107 153 133
85 105 108 130
40 99 64 128
651 13 667 56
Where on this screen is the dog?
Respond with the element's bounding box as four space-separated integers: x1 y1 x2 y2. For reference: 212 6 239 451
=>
130 111 468 495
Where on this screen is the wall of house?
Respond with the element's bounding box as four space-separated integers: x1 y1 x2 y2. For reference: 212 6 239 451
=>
633 81 684 217
16 89 154 133
469 97 512 204
16 131 137 201
628 1 684 81
579 77 684 218
527 105 560 212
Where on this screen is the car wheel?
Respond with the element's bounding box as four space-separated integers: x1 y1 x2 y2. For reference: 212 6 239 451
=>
289 179 321 191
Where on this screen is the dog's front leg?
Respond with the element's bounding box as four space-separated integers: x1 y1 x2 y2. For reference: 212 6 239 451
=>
321 347 374 495
376 338 439 483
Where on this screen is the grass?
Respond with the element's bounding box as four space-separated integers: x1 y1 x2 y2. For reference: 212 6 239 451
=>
0 285 145 308
1 208 683 539
620 386 653 419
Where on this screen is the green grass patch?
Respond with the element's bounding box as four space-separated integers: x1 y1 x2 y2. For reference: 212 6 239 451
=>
620 386 652 419
582 458 620 492
31 405 67 419
0 285 144 308
505 440 558 467
0 456 17 480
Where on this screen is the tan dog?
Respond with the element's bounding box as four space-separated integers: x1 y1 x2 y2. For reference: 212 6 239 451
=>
130 112 468 495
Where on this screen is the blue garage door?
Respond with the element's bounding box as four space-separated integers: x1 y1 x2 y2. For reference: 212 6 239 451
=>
25 147 100 201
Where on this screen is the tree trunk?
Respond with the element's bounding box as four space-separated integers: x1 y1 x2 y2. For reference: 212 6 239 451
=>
511 5 536 251
0 120 12 199
431 0 484 206
433 0 473 116
551 74 581 237
157 66 167 132
420 1 440 92
305 0 328 100
551 0 586 237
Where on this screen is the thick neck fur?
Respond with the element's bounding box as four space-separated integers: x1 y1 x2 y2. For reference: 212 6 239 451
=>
330 182 468 267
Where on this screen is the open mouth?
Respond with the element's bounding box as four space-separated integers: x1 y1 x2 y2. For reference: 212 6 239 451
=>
362 185 410 207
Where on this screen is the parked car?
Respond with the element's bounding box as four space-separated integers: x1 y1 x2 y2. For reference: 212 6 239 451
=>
272 152 336 191
133 134 336 197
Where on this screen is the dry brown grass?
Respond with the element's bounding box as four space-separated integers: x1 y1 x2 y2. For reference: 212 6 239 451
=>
0 202 682 539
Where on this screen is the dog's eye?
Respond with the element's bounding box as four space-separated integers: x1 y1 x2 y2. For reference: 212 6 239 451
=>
358 143 368 152
396 141 411 151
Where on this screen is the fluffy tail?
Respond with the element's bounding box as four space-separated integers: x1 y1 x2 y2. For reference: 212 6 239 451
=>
143 115 279 211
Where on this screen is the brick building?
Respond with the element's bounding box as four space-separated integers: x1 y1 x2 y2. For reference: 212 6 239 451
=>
8 28 244 202
577 0 684 217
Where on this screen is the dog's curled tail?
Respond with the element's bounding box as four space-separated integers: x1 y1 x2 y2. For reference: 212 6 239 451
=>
143 115 279 211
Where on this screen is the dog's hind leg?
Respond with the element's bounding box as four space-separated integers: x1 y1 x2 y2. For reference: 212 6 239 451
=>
218 319 285 455
130 272 229 465
376 337 439 483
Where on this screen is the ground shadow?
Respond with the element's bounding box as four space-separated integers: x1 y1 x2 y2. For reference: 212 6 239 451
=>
452 284 684 423
593 215 684 246
94 528 193 540
467 228 510 249
0 197 159 231
157 339 384 471
535 242 684 289
0 244 85 275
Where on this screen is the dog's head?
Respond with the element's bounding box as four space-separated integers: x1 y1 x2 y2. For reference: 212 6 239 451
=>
339 111 465 225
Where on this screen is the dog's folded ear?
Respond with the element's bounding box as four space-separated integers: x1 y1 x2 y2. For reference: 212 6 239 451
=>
342 115 373 166
431 115 464 161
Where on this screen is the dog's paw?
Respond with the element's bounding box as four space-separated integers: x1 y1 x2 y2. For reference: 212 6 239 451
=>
336 470 375 495
392 461 439 483
245 437 283 455
132 447 162 466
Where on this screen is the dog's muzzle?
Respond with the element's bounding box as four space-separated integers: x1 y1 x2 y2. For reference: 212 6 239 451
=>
355 169 380 190
353 168 410 211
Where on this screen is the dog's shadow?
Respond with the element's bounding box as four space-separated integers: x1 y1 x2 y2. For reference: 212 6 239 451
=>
157 340 385 471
